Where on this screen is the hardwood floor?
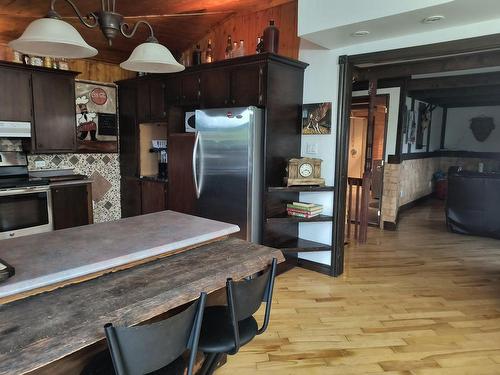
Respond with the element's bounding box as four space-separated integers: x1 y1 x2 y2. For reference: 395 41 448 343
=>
218 200 500 374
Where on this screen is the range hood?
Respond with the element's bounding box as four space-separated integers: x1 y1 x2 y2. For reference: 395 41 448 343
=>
0 121 31 138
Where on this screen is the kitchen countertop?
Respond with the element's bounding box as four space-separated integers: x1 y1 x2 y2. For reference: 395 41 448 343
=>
0 211 239 301
0 237 283 375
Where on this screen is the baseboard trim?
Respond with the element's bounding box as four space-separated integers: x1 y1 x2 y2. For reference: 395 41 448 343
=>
296 258 332 276
383 221 398 231
398 193 433 215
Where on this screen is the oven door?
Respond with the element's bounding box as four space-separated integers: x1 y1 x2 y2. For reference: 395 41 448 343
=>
0 186 53 240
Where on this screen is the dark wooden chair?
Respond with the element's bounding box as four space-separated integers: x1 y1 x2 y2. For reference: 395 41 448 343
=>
197 258 278 375
80 292 206 375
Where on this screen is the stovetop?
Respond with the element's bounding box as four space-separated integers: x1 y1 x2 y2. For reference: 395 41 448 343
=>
0 176 50 190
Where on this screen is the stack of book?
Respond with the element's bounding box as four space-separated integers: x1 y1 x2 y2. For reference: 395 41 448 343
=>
286 202 323 218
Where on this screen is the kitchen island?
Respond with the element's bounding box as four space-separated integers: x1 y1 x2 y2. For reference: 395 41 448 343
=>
0 212 283 375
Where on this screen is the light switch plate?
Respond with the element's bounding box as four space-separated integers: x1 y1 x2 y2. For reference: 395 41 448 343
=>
35 160 46 169
305 143 319 155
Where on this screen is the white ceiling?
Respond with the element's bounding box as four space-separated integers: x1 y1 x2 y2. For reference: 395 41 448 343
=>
299 0 500 49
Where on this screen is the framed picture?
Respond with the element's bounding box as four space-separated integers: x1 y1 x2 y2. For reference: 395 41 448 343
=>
302 102 332 135
75 80 118 153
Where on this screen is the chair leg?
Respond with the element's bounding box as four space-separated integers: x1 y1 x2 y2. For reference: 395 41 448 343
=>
198 353 217 375
205 353 224 375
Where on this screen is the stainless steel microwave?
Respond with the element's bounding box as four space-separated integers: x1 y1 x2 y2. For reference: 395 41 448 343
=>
0 186 53 240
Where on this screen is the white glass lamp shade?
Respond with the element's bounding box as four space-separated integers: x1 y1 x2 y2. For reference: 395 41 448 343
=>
8 18 97 58
120 42 185 73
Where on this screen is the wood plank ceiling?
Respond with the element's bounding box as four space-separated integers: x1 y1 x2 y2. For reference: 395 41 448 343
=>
0 0 293 63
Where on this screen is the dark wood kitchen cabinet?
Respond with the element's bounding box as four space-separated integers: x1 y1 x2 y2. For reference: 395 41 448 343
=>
168 133 196 215
51 183 93 230
121 177 168 217
166 73 201 106
0 67 32 122
137 79 167 122
141 179 168 214
32 72 77 153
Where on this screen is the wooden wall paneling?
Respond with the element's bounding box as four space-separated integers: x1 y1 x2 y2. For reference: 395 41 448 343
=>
183 1 299 63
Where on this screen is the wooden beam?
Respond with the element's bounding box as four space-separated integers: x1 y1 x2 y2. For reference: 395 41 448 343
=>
409 85 500 100
356 50 500 81
407 71 500 91
440 107 447 150
349 33 500 66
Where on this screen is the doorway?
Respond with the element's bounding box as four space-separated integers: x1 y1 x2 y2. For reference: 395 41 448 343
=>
347 94 388 227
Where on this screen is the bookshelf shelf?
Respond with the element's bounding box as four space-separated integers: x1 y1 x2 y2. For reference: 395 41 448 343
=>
267 186 334 193
273 238 331 254
266 213 333 223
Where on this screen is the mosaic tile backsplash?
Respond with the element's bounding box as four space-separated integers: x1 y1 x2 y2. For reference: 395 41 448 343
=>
0 139 121 223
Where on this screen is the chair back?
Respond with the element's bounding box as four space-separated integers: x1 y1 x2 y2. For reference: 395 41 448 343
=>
105 292 206 375
227 258 277 332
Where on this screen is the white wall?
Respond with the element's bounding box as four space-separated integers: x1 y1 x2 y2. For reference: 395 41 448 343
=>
297 16 500 266
445 106 500 152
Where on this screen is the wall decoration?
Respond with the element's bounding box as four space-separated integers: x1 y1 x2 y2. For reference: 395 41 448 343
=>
470 116 495 142
302 102 332 135
75 80 118 153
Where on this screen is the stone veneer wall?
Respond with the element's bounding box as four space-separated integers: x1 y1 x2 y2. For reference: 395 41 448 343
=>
0 139 121 223
381 156 500 225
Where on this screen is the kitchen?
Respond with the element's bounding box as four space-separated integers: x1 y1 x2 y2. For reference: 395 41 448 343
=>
0 1 313 374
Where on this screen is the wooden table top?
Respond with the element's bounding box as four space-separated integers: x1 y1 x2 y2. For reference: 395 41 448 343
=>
0 238 283 375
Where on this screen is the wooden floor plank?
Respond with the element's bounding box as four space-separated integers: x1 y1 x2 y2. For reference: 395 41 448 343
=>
218 200 500 374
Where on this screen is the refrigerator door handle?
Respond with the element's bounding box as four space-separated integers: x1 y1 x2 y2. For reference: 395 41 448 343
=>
192 131 201 199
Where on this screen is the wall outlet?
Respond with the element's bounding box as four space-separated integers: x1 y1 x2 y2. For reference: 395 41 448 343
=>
305 143 319 155
35 160 46 169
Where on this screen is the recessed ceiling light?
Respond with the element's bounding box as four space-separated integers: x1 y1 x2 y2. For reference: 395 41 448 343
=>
422 15 445 24
351 30 370 37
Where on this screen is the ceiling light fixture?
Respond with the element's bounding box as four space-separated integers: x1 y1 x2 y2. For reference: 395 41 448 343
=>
351 30 370 37
422 15 445 24
8 0 185 73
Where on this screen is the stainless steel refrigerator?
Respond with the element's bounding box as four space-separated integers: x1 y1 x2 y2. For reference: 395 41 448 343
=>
193 107 263 243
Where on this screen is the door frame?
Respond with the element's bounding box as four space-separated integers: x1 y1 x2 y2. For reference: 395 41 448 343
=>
332 33 500 276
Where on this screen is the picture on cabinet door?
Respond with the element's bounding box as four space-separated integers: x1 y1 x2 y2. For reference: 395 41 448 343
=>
75 80 118 153
302 102 332 135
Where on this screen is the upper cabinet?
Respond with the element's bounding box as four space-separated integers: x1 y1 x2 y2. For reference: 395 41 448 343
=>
0 62 78 154
32 72 76 153
137 79 167 123
166 73 201 106
0 68 32 122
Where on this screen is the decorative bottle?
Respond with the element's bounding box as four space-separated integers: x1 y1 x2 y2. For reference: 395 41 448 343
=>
192 44 202 65
238 40 245 56
263 20 280 54
225 35 233 59
205 39 213 63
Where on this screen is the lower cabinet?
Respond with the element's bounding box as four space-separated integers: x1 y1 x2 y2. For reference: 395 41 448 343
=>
121 177 167 218
51 183 93 230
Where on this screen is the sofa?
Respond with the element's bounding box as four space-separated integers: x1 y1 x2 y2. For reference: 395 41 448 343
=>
446 167 500 239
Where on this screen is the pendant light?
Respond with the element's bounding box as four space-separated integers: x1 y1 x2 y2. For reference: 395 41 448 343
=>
8 0 184 73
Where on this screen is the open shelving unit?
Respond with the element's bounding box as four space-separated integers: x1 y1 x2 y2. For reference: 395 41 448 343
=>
263 185 335 260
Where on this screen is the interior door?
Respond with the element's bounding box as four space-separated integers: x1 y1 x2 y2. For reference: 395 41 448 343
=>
348 117 367 179
194 108 251 239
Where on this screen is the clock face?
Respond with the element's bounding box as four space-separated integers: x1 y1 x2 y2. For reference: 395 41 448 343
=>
299 163 313 178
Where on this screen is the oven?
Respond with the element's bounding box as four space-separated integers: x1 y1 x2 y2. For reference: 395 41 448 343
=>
0 185 53 240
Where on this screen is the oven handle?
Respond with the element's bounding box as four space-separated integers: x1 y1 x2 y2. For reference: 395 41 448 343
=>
0 186 51 196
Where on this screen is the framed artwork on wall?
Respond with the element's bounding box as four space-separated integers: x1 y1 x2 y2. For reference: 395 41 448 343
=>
75 80 118 153
302 102 332 135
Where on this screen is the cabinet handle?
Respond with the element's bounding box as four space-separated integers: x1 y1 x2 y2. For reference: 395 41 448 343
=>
162 111 167 117
224 99 228 105
232 99 236 104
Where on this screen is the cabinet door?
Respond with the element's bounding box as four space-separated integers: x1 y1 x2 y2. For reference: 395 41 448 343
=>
201 69 230 108
121 177 142 218
168 134 196 215
230 64 265 107
141 180 167 214
0 68 32 122
165 77 182 105
136 80 150 122
51 184 93 230
32 72 76 152
180 74 200 105
149 80 167 121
